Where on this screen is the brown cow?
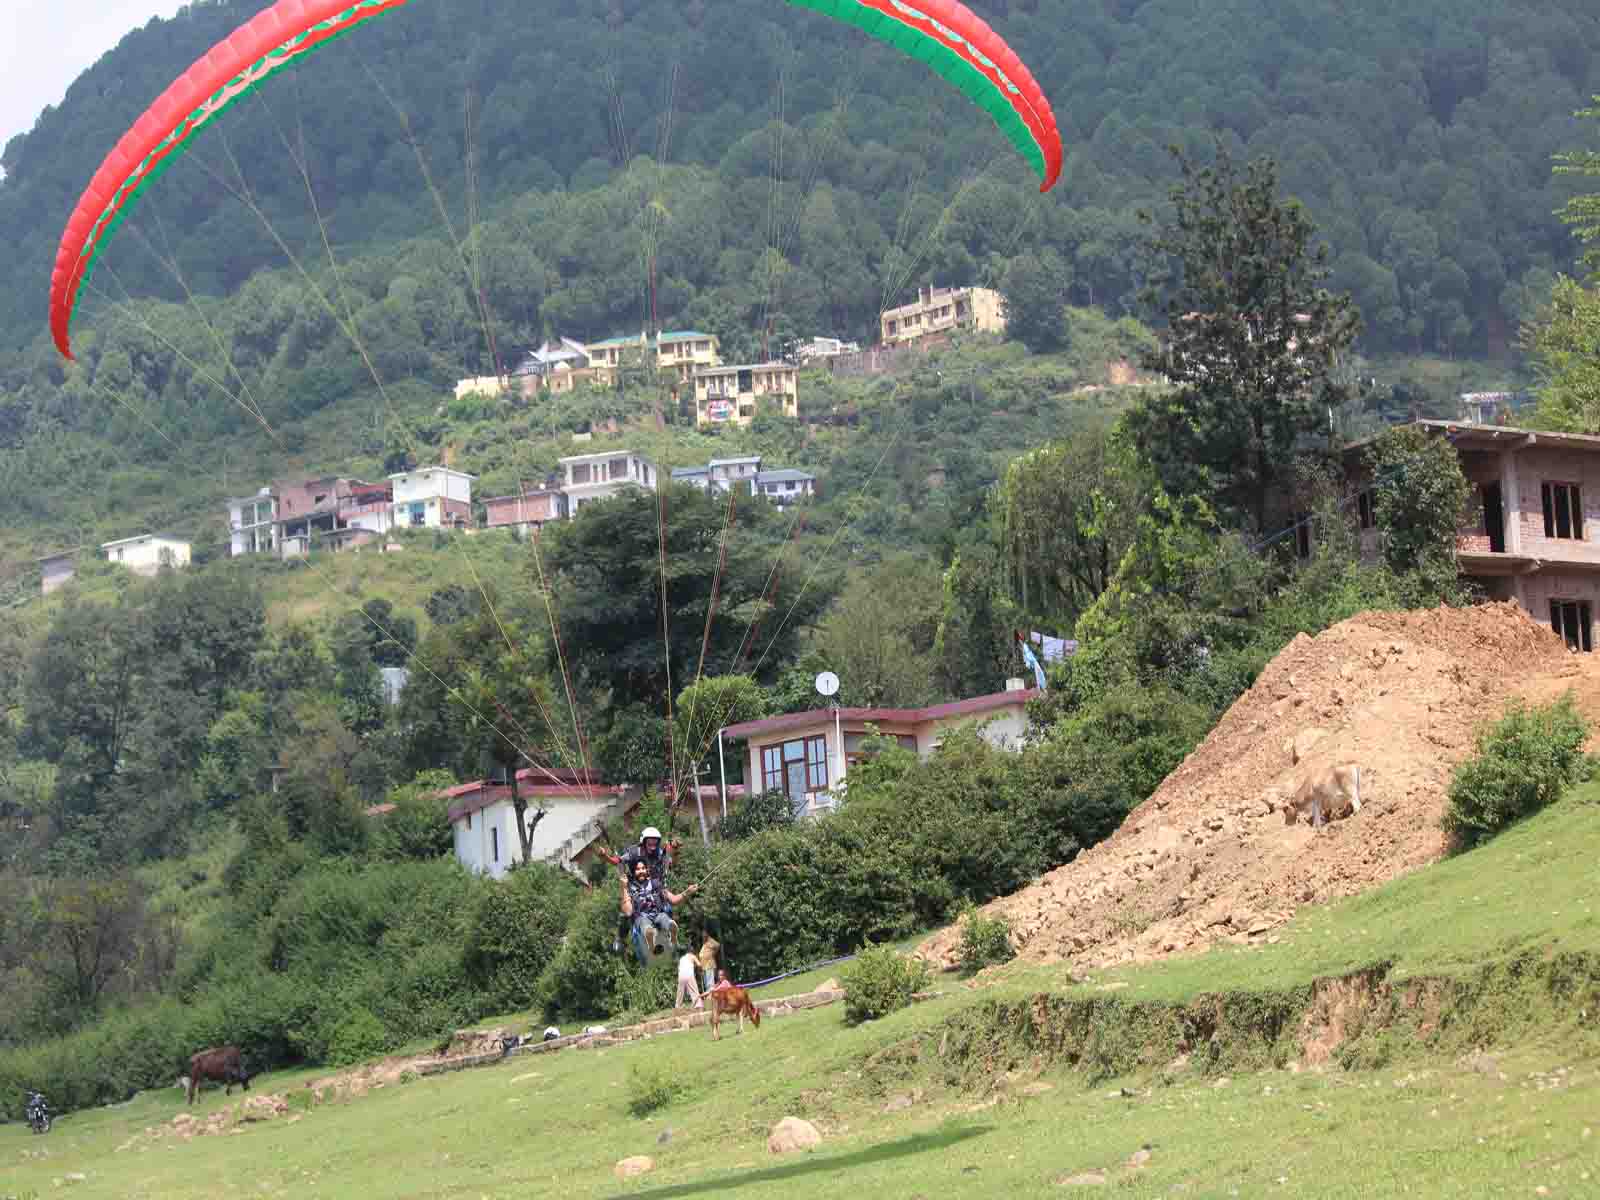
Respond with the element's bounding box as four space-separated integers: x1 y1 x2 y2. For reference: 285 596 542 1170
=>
186 1045 250 1105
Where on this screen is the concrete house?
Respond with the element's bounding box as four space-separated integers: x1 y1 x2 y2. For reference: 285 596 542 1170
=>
753 468 817 508
692 362 799 426
390 466 475 530
880 285 1004 348
445 769 635 879
586 331 720 387
101 534 191 576
37 550 77 595
227 488 279 557
270 476 394 556
1348 420 1600 651
483 487 568 533
719 683 1038 819
795 336 860 362
558 450 659 515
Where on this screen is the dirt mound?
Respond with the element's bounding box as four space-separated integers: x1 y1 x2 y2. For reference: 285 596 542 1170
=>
919 603 1595 971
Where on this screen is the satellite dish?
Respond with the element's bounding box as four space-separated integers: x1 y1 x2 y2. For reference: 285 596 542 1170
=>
815 671 839 698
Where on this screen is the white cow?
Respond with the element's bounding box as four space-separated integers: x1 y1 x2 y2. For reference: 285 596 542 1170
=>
1282 763 1363 828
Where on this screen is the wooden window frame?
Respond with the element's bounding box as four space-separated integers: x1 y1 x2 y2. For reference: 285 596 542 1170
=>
1542 481 1584 540
1550 599 1594 652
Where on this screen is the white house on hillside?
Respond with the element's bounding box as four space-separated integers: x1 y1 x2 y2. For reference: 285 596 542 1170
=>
445 770 633 879
101 534 191 577
390 466 475 529
720 682 1037 820
226 487 279 556
558 451 659 515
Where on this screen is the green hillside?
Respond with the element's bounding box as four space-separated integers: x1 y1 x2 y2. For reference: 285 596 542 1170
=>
5 790 1599 1198
1 1 1589 564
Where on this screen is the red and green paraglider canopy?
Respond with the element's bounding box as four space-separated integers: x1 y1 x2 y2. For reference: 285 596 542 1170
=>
48 0 1062 360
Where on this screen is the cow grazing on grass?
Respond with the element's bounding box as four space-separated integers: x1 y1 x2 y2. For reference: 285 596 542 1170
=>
1283 763 1363 829
186 1045 250 1105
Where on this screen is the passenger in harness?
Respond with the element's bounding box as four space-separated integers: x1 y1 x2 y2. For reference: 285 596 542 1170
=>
623 858 698 965
600 827 678 953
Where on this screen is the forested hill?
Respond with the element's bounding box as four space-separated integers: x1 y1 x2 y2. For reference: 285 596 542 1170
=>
1 0 1598 363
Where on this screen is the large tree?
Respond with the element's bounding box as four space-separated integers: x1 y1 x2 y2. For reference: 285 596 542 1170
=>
1129 147 1360 532
995 420 1148 629
399 603 573 863
540 483 837 719
1555 98 1600 276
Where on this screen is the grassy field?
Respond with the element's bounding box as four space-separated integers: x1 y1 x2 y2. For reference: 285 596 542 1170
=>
7 794 1600 1198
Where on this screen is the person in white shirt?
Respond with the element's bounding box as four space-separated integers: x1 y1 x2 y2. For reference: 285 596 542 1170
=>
675 950 704 1010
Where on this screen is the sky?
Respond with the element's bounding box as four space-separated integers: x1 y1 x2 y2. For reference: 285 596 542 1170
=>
1 1 189 153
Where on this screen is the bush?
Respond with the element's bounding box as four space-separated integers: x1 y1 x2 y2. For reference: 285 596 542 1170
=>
326 1006 389 1067
462 863 580 1011
958 910 1015 973
717 788 794 841
627 1062 685 1117
1444 696 1591 849
614 962 679 1020
535 888 631 1020
841 944 931 1025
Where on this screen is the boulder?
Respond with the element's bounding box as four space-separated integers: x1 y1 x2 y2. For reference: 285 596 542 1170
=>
614 1156 655 1179
768 1116 822 1154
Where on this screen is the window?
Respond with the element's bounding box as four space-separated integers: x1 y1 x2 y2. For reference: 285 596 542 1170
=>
465 811 472 830
1357 490 1374 530
571 463 592 485
1550 600 1593 652
1293 512 1312 560
609 457 629 481
1543 482 1584 540
761 735 829 797
491 826 499 863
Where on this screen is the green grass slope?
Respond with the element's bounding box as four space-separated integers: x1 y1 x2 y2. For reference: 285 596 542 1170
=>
6 788 1599 1198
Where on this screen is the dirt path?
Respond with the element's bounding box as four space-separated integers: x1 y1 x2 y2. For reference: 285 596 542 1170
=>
918 603 1600 971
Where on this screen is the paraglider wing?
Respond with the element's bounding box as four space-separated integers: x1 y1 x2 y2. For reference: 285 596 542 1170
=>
48 0 410 360
785 0 1062 193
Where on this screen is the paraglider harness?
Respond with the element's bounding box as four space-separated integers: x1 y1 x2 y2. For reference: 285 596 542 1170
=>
610 831 675 953
26 1089 51 1134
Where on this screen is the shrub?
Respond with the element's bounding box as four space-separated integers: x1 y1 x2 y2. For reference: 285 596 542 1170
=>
462 862 580 1011
614 963 679 1020
626 1062 685 1117
717 788 794 841
1444 696 1591 849
535 888 631 1020
958 910 1016 973
326 1006 389 1067
841 944 931 1025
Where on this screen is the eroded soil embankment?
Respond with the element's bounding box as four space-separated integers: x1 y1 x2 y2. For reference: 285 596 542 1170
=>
876 953 1600 1094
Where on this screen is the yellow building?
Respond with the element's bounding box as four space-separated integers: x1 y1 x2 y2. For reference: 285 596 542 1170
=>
586 330 721 386
692 362 799 427
880 285 1005 347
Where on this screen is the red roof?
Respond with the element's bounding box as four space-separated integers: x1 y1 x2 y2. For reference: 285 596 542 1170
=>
444 768 625 823
721 688 1039 741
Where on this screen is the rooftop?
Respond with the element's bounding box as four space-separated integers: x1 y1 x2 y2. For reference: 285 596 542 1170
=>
695 361 794 376
722 687 1039 741
482 488 561 502
1344 420 1600 457
756 468 816 484
388 466 477 481
559 449 652 466
588 329 715 348
709 456 762 467
100 532 188 550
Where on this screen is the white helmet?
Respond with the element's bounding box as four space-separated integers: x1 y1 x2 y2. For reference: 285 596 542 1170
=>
543 1026 560 1042
641 827 662 842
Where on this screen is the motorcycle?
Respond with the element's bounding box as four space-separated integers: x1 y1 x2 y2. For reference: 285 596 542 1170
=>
25 1090 51 1134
